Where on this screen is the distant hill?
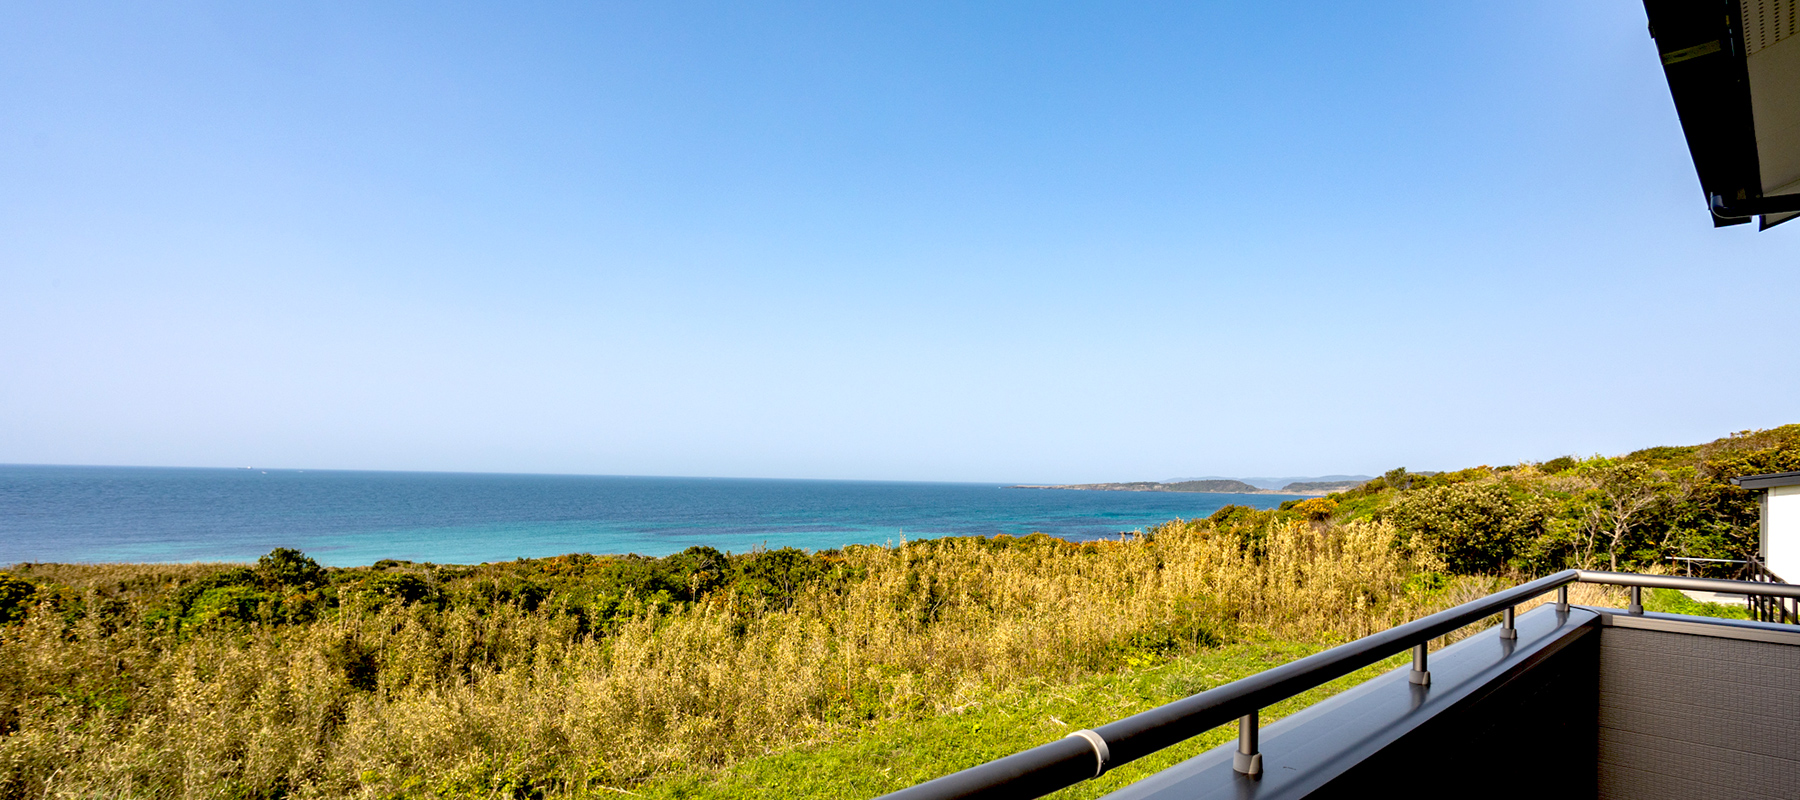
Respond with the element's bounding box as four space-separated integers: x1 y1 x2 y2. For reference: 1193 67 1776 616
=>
1168 475 1373 491
1011 475 1374 495
1160 480 1262 493
1010 479 1314 495
1279 480 1368 493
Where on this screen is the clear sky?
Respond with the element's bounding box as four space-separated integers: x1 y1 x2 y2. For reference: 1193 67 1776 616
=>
1 1 1795 484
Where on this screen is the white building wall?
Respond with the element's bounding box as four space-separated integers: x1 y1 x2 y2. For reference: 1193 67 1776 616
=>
1767 484 1800 582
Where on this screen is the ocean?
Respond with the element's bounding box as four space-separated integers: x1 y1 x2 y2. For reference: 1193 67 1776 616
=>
0 465 1300 566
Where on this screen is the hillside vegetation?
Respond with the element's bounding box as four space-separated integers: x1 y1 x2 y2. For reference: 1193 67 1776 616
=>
1267 423 1800 575
0 424 1793 800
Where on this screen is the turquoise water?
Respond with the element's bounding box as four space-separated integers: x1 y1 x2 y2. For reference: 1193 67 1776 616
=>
0 465 1300 566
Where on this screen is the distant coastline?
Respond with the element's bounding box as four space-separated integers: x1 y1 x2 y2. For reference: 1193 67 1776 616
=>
0 466 1299 566
1008 478 1367 496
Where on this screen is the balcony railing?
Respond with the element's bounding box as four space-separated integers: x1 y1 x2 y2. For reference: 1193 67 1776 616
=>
875 569 1800 800
1667 556 1797 624
1742 558 1798 624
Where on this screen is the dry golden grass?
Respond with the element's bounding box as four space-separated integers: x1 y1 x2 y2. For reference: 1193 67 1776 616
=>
0 520 1457 800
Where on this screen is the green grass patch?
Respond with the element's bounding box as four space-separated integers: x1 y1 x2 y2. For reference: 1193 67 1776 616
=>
1640 587 1751 620
635 640 1407 800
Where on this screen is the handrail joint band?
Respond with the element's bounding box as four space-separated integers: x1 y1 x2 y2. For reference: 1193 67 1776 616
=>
1066 729 1110 777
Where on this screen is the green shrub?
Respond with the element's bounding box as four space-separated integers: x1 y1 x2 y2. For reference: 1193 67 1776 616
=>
186 585 273 627
1387 482 1550 573
348 572 434 608
1206 504 1260 527
0 574 34 625
662 545 731 601
255 547 325 589
1539 456 1577 474
735 547 820 609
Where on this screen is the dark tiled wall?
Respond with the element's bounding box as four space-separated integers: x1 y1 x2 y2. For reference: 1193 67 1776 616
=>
1597 627 1800 800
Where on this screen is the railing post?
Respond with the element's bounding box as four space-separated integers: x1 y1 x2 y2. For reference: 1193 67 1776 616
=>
1499 606 1517 639
1556 585 1569 612
1408 643 1430 686
1628 586 1643 615
1233 711 1262 776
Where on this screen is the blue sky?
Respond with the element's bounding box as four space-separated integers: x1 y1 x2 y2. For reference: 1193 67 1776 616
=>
1 1 1795 483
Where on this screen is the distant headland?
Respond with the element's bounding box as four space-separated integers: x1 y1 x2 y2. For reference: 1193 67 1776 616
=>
1008 476 1372 496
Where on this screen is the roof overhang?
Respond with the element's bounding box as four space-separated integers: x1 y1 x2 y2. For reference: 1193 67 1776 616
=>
1644 0 1800 229
1730 470 1800 489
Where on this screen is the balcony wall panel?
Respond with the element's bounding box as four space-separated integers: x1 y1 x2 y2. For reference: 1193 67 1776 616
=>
1596 626 1800 800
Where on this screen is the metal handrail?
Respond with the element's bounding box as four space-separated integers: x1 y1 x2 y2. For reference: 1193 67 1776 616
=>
1660 557 1798 623
876 569 1800 800
1575 569 1799 598
1668 556 1749 579
1740 558 1799 624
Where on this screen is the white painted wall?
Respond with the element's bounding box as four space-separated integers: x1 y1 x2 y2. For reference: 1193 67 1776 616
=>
1767 484 1800 582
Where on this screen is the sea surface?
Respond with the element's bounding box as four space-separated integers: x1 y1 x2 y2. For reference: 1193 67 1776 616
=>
0 465 1301 567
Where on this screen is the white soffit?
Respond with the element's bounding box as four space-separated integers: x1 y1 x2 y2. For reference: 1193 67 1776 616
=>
1743 0 1800 196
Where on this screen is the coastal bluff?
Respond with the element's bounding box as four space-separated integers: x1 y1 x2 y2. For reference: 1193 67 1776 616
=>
1008 479 1365 496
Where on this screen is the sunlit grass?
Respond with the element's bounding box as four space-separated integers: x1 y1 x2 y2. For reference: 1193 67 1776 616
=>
635 641 1411 800
0 521 1463 799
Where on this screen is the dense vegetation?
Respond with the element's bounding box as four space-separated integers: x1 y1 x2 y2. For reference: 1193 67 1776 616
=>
1271 423 1800 576
0 424 1792 800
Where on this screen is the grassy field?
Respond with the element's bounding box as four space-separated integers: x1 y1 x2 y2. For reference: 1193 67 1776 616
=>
0 520 1453 800
0 515 1744 800
651 580 1709 800
634 641 1410 800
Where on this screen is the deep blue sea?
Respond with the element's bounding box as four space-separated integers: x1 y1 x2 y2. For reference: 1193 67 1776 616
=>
0 465 1300 567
